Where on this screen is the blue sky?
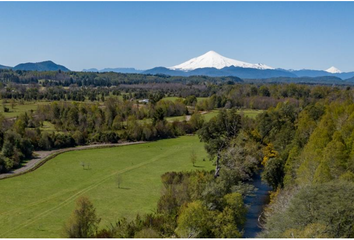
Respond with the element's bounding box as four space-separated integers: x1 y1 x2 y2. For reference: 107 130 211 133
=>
1 2 354 71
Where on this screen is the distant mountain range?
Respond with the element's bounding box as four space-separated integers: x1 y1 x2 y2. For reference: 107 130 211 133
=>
83 68 143 73
145 51 354 80
290 69 354 80
142 66 297 79
245 76 346 85
1 52 354 80
0 61 70 72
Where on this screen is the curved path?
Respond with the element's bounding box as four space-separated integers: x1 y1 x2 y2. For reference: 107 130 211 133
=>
0 111 211 180
0 141 145 180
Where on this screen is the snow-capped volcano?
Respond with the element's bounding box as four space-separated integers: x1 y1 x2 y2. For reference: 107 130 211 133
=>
169 50 274 71
326 66 342 74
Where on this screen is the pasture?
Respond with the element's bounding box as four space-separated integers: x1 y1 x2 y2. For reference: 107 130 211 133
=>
0 100 100 119
0 101 50 118
0 136 212 238
162 96 208 102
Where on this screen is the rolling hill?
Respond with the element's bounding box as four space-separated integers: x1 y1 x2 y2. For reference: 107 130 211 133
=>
13 61 70 72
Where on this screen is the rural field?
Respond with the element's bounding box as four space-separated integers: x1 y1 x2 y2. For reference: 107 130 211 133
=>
0 100 99 119
0 135 212 238
0 101 52 118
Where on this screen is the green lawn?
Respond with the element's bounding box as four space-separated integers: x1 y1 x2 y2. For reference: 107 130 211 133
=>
166 115 187 122
196 97 208 101
0 100 111 119
240 109 263 119
162 96 207 102
203 110 220 121
0 101 51 118
105 94 124 101
0 136 212 238
162 96 183 102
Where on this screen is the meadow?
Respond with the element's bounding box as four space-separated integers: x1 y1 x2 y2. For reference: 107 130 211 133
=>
0 100 99 119
0 135 212 238
162 96 208 102
0 101 51 118
0 97 262 124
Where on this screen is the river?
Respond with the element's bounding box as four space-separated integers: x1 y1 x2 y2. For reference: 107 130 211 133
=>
243 171 272 238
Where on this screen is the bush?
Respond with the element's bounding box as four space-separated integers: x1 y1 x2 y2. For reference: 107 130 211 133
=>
0 154 13 173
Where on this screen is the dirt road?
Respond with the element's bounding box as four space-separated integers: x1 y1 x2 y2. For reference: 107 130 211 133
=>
0 141 145 180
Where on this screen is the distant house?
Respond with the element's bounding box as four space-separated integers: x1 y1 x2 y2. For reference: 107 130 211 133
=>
138 99 149 104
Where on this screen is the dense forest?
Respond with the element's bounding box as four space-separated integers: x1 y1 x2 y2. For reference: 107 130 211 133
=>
1 68 354 88
258 100 354 237
0 69 242 86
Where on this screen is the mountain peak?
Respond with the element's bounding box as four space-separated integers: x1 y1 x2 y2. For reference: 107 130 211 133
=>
169 50 274 71
204 50 221 56
326 66 341 74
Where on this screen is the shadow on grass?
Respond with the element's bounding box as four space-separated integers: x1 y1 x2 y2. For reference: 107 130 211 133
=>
14 159 32 169
118 187 131 190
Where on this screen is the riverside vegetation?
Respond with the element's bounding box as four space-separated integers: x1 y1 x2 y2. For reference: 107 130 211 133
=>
1 70 354 237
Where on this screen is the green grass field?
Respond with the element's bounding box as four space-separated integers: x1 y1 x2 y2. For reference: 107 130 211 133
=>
240 109 263 119
203 110 219 121
0 100 110 119
162 96 183 102
166 115 187 122
0 136 212 238
0 101 51 118
162 96 207 102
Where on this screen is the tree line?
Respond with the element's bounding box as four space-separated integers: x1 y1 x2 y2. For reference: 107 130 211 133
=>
0 69 242 86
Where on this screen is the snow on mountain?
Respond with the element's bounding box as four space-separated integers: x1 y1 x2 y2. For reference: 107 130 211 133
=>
326 66 342 74
169 50 274 71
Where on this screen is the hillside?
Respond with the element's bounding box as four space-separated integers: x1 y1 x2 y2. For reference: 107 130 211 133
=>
83 68 143 73
0 64 11 69
292 69 354 80
13 61 70 72
244 76 345 85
